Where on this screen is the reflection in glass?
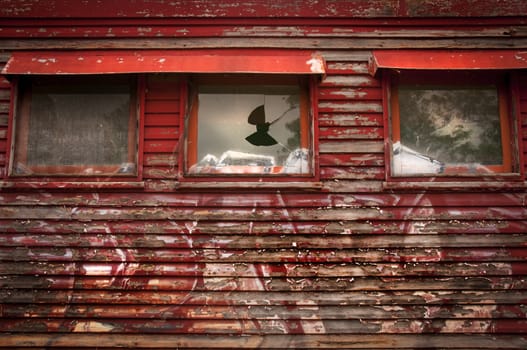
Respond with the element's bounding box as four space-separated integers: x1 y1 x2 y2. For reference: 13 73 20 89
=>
189 85 310 175
393 86 503 176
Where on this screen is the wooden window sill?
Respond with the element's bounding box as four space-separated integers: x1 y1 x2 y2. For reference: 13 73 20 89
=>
383 181 527 191
157 180 324 191
0 181 146 190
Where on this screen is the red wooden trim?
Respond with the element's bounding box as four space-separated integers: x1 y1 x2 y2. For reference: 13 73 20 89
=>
498 80 513 173
389 76 400 143
370 50 527 76
173 180 324 190
2 50 326 76
136 75 146 181
383 180 527 191
1 17 527 28
178 79 188 178
4 76 16 179
511 74 526 179
10 15 527 25
128 78 139 167
1 0 527 18
13 165 133 175
0 181 145 189
186 84 198 172
11 78 30 171
310 76 321 182
381 72 393 181
299 87 309 150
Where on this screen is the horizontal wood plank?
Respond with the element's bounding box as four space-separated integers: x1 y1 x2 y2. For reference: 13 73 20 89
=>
2 289 525 306
318 126 383 139
144 113 179 126
318 113 383 127
0 205 525 221
1 218 525 235
0 233 525 249
3 37 527 50
0 261 523 278
1 333 526 349
1 318 525 335
1 247 525 263
2 0 527 18
144 126 179 139
1 275 525 291
3 302 525 320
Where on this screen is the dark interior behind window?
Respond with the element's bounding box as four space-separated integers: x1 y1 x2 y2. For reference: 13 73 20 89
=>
11 75 137 177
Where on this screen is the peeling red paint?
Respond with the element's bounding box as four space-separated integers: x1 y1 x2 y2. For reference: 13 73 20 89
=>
2 50 326 76
0 2 526 349
1 0 527 18
370 50 527 76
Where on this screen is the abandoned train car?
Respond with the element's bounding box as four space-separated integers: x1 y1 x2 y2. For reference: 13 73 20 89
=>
0 0 527 349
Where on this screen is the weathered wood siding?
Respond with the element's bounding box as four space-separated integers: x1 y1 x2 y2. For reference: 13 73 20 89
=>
0 1 527 349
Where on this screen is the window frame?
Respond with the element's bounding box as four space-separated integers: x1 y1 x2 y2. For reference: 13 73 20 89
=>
384 70 521 181
6 74 144 181
179 74 319 182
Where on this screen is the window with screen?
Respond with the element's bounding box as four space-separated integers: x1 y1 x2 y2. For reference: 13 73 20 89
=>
11 75 138 177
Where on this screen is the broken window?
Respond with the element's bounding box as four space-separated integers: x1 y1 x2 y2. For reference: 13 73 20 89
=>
185 76 313 176
389 71 516 176
11 75 138 177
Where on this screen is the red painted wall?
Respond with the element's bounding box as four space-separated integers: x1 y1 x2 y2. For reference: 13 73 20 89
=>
1 0 527 18
0 1 526 349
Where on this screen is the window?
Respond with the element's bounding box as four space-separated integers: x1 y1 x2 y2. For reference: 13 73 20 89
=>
185 76 313 177
11 75 138 177
389 71 516 177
